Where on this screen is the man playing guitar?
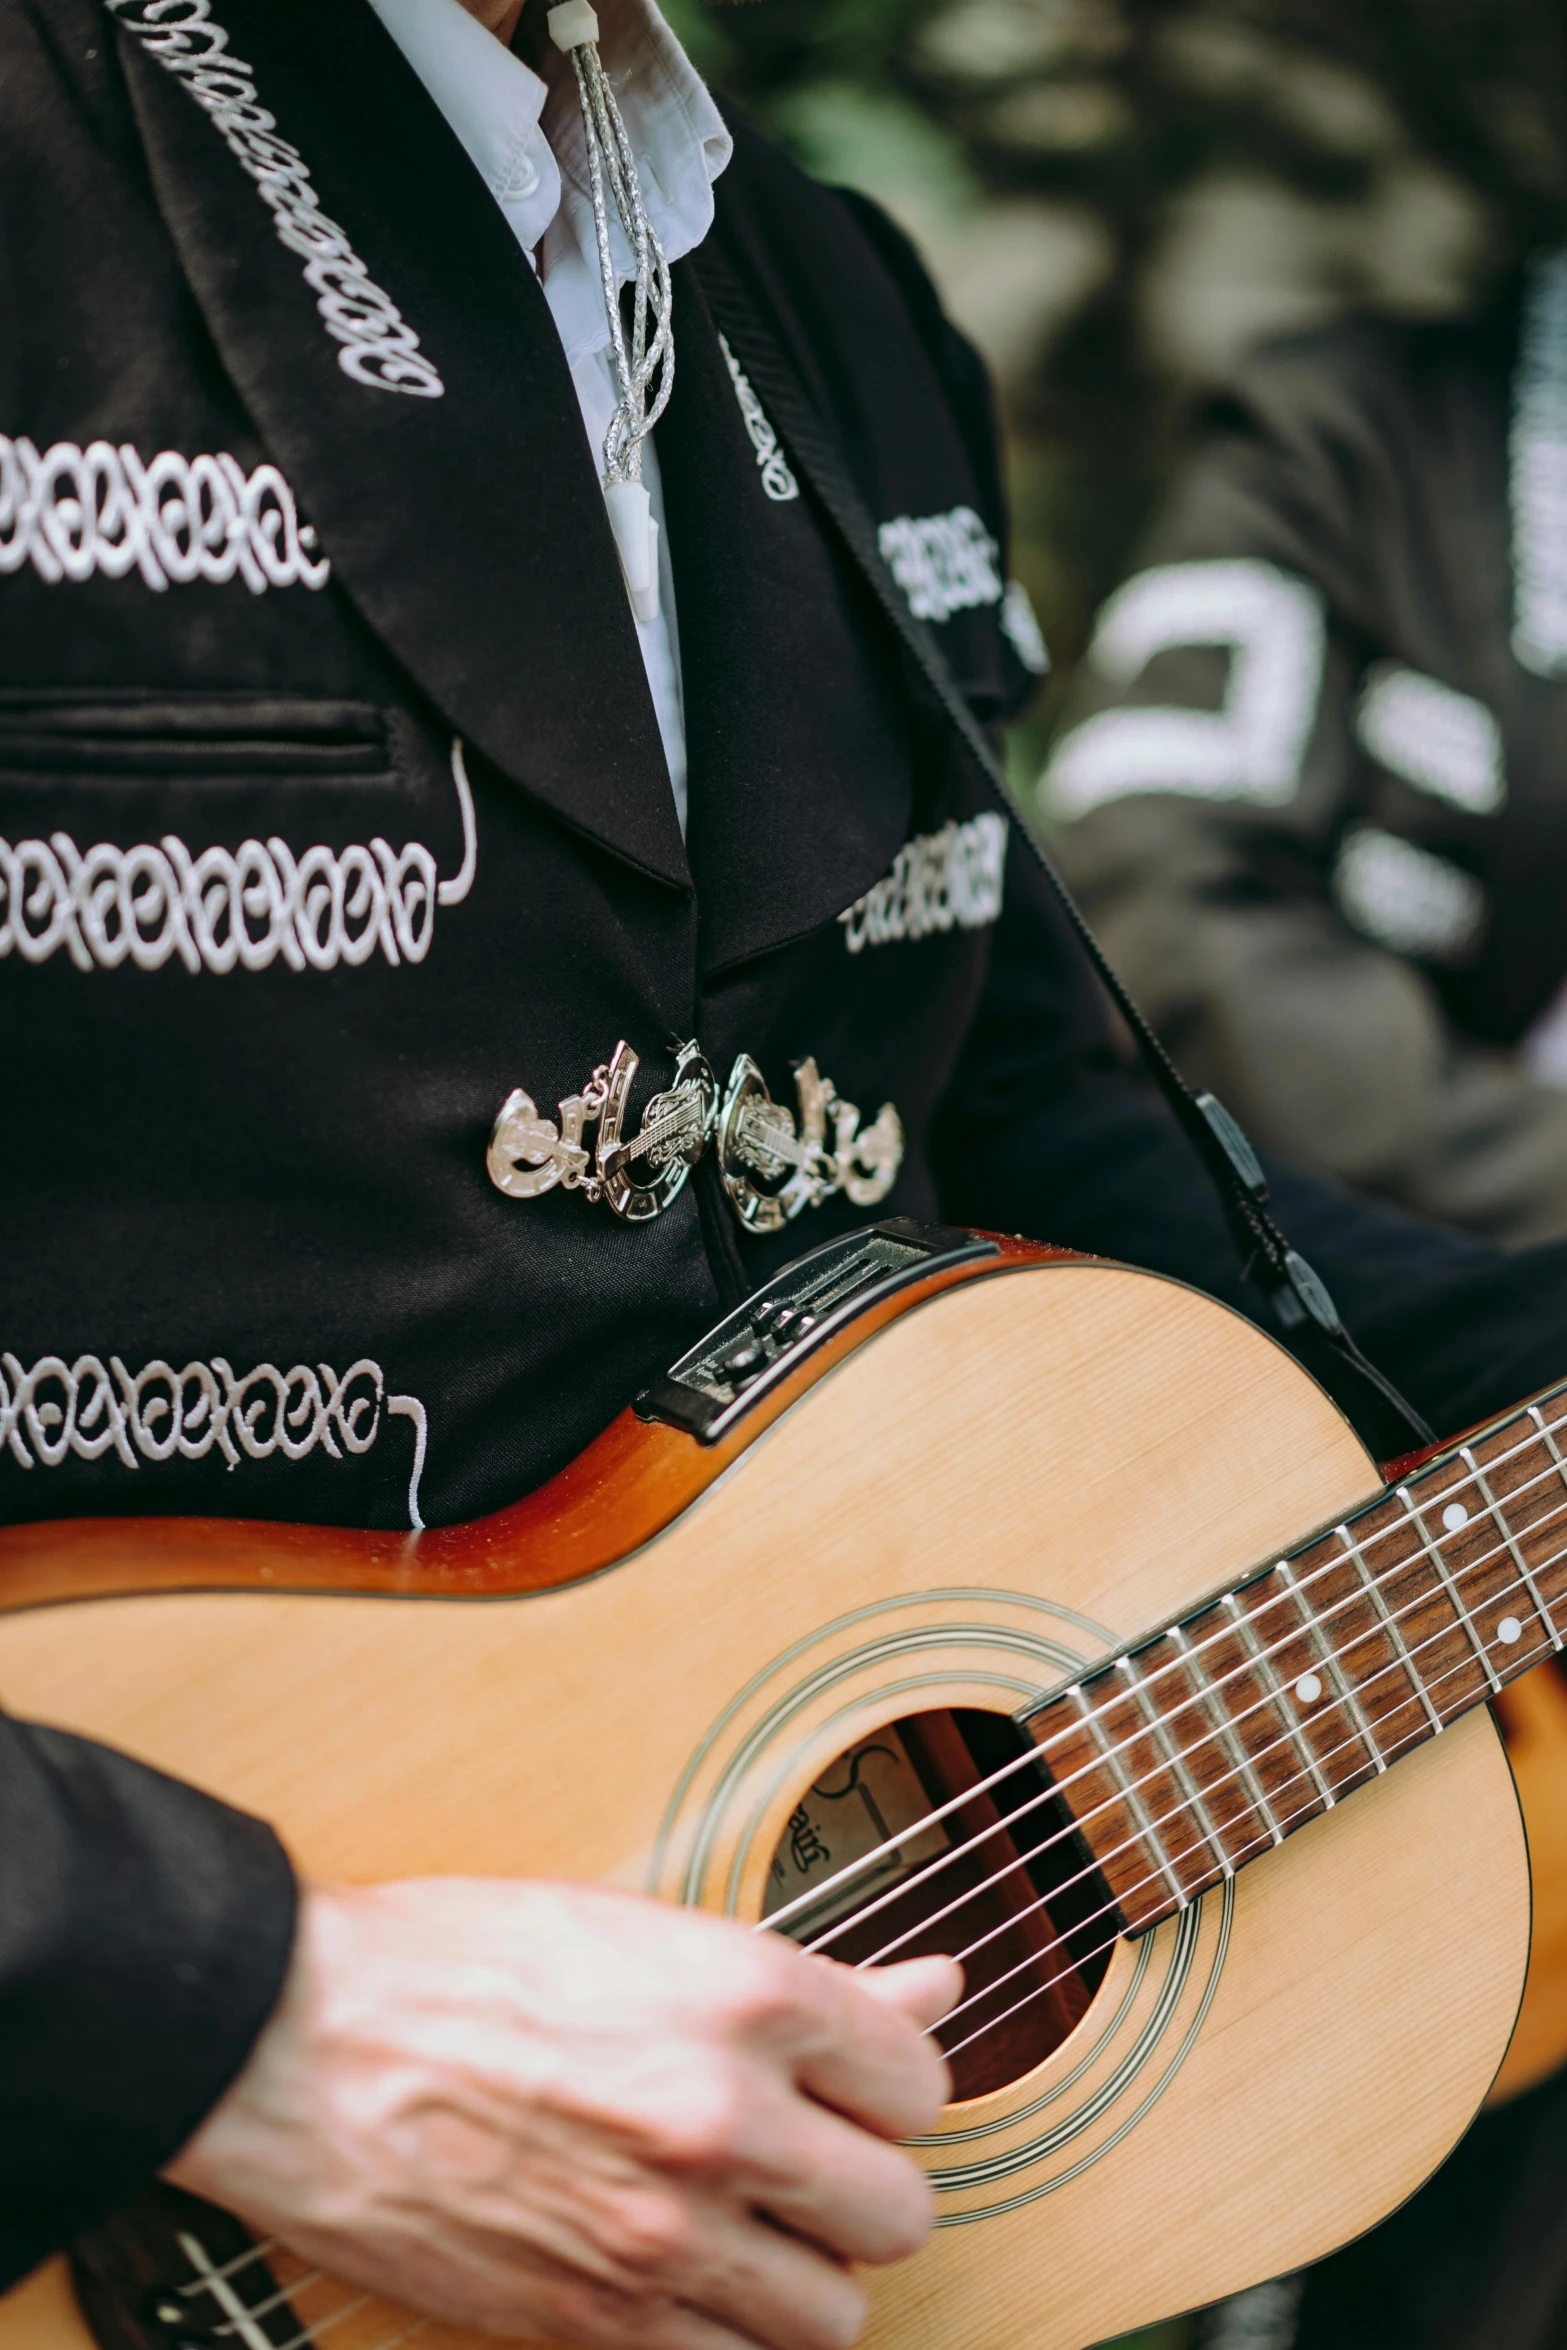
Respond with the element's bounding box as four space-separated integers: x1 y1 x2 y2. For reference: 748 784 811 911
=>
3 1 1566 2344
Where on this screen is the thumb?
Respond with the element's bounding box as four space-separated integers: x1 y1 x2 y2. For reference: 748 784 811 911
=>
857 1954 963 2032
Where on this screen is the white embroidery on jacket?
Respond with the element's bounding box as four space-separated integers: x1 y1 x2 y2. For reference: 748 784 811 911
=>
0 434 330 595
1044 559 1325 819
0 738 476 975
878 506 1003 624
105 0 444 401
0 1352 429 1528
1354 662 1505 816
717 334 798 503
838 811 1007 954
1000 579 1050 676
1333 824 1484 963
1511 249 1567 676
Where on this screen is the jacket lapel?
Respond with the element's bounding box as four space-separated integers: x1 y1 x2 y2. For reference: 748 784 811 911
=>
659 258 913 974
112 0 687 888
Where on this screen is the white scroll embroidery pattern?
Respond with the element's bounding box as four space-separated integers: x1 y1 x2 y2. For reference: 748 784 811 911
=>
1000 579 1050 676
1044 559 1326 819
0 738 476 976
105 0 444 400
0 1353 429 1528
1333 824 1484 963
1511 249 1567 677
716 334 799 503
1354 662 1505 815
878 507 1003 624
0 435 329 595
839 811 1008 954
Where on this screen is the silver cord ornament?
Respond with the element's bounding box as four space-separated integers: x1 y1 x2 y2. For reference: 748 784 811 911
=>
548 0 673 622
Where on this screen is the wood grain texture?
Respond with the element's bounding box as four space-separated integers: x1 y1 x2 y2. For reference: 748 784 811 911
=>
0 1259 1533 2350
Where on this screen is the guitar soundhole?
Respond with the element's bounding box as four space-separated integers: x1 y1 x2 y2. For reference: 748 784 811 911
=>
765 1708 1113 2099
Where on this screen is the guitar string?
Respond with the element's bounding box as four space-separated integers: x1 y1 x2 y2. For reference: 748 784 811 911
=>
265 2291 375 2350
761 1391 1567 1940
934 1598 1554 2064
926 1537 1564 2053
840 1482 1567 1985
193 1466 1563 2347
833 1478 1567 1980
201 1570 1548 2350
789 1433 1567 1961
180 2238 279 2289
933 1577 1559 2042
200 2258 422 2350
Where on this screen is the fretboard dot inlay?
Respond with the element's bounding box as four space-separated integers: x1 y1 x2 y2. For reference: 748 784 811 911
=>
1020 1373 1567 1941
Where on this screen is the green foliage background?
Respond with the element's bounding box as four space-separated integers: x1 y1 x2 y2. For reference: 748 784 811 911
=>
663 0 1567 770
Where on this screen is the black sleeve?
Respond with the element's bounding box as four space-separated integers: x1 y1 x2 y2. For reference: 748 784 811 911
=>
829 188 1012 566
0 1720 297 2288
933 835 1567 1444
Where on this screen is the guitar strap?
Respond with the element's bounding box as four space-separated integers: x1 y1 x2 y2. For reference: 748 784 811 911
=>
693 237 1435 1461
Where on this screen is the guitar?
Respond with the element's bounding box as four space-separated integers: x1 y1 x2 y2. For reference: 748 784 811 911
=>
3 1216 1567 2350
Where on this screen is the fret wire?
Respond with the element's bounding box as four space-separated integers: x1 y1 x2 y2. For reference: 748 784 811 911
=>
1335 1523 1443 1733
867 1523 1567 1995
1069 1515 1563 1932
938 1611 1518 2063
931 1455 1563 1933
788 1405 1567 1951
1070 1681 1187 1909
943 1570 1567 2037
1528 1404 1567 1542
1117 1653 1233 1878
1276 1557 1386 1772
1397 1484 1502 1695
1222 1588 1334 1807
940 1509 1567 2012
1169 1622 1283 1845
1474 1431 1564 1650
1069 1396 1561 1783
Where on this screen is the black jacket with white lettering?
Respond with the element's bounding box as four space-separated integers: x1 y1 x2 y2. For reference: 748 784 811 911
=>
1044 295 1567 1244
7 0 1567 2283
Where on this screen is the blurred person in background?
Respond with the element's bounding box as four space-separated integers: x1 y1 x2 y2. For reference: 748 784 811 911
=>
1040 261 1567 1246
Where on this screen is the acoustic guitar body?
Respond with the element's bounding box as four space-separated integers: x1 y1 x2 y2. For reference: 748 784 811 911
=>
0 1238 1536 2350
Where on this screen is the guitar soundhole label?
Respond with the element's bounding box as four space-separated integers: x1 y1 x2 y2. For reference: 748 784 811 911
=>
767 1708 1114 2100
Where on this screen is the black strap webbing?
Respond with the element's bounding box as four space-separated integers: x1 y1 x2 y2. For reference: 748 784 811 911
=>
693 239 1432 1459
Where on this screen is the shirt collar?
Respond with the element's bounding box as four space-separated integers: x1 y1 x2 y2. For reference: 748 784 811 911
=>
366 0 731 368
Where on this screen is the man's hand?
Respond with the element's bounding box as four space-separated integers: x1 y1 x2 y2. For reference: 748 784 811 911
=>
167 1880 959 2349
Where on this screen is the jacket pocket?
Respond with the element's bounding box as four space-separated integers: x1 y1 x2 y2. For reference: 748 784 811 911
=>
0 690 389 779
0 693 469 976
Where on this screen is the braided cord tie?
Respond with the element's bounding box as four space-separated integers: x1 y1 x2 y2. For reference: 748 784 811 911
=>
552 8 673 489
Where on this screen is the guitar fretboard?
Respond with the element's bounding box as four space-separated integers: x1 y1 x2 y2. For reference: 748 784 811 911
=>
1026 1379 1567 1931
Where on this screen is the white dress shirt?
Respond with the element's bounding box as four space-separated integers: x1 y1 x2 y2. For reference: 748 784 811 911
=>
365 0 733 833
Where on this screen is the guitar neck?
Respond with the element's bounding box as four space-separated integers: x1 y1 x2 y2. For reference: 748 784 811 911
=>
1025 1375 1567 1933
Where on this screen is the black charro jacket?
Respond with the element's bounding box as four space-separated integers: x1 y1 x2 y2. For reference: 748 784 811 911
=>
7 0 1567 2283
